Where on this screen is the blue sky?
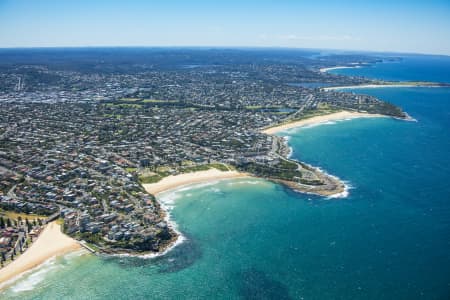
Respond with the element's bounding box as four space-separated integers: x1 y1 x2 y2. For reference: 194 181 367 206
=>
1 0 450 55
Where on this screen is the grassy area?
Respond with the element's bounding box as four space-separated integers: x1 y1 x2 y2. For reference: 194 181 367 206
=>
103 114 123 119
245 105 263 110
240 162 303 182
277 159 298 170
156 166 173 173
208 163 230 171
119 97 141 102
0 209 47 221
180 164 211 173
142 99 179 103
139 174 164 184
179 163 233 173
84 241 101 252
125 167 137 173
294 106 341 121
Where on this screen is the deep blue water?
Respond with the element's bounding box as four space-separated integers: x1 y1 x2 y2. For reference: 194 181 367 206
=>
330 55 450 83
2 56 450 299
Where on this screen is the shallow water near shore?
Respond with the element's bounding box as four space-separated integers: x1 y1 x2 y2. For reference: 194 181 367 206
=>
2 58 450 299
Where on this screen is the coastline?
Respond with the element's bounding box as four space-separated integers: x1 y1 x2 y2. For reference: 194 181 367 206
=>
262 110 386 135
0 221 81 288
0 111 403 286
322 84 441 91
319 65 361 73
259 110 392 197
142 168 250 196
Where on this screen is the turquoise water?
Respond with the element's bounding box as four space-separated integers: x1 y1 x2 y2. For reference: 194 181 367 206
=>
2 58 450 299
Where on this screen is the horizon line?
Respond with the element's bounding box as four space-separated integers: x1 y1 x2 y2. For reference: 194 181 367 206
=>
0 45 449 58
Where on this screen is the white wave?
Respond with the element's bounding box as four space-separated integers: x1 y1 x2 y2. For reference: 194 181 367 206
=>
0 249 89 293
282 135 291 142
158 191 182 208
287 146 294 158
6 250 91 295
326 181 353 199
302 121 337 129
307 166 352 199
209 187 221 193
62 249 89 261
3 257 59 293
160 180 222 199
281 127 300 134
226 179 265 186
110 233 186 260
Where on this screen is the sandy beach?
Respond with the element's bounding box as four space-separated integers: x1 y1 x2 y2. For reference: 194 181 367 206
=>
319 66 360 73
0 221 81 286
262 110 386 135
143 169 249 195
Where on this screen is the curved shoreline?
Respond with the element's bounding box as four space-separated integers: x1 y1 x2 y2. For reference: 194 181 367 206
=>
0 222 81 288
142 169 251 196
319 65 362 73
262 110 387 135
0 111 400 289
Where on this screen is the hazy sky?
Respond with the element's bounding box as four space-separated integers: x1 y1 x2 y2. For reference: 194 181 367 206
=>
1 0 450 55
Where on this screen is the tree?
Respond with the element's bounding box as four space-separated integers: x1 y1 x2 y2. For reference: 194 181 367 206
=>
26 218 32 232
6 218 11 227
0 217 4 228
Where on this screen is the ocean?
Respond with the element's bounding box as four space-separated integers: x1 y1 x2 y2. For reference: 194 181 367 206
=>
2 55 450 299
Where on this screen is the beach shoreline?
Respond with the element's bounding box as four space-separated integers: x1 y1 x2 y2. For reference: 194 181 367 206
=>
140 169 252 260
142 168 250 196
0 221 81 288
319 65 361 73
262 110 386 135
0 112 398 287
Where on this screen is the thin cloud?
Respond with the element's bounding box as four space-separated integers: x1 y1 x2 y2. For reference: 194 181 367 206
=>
278 34 359 41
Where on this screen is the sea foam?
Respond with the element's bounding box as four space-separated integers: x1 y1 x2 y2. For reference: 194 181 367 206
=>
1 249 89 293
